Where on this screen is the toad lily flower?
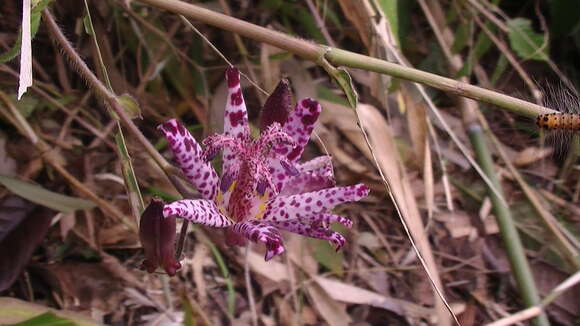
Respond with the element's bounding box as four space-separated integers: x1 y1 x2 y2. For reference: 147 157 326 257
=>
158 67 369 261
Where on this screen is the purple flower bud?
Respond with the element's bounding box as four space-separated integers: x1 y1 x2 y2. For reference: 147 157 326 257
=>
139 198 181 276
259 79 292 132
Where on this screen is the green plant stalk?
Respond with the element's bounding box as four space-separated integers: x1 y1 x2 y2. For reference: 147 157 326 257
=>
83 0 144 218
43 9 173 178
207 241 236 317
487 131 580 270
468 124 549 326
43 12 228 305
135 0 556 119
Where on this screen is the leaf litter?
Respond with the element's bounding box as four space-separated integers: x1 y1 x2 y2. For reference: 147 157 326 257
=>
0 1 578 325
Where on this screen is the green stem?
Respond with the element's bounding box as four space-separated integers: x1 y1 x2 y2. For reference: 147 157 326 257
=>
468 124 550 326
135 0 556 119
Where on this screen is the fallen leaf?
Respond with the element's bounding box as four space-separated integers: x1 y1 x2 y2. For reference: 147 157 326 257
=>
0 297 103 325
0 175 96 213
314 276 433 320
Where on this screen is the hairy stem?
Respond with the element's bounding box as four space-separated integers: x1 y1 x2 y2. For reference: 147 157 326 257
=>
136 0 555 119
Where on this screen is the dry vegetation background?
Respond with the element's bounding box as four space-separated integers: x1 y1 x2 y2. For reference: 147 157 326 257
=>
0 0 579 325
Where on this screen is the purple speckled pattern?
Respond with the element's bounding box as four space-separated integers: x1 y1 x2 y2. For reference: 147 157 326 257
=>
232 220 285 260
263 184 369 223
270 98 322 191
280 155 335 196
154 68 369 261
163 199 233 228
203 122 295 222
158 119 219 201
279 98 322 162
271 221 347 251
223 67 249 177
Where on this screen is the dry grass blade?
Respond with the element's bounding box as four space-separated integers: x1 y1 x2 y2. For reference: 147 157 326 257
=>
320 100 459 325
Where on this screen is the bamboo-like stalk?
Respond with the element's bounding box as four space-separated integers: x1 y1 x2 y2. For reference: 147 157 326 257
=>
136 0 556 119
468 124 549 326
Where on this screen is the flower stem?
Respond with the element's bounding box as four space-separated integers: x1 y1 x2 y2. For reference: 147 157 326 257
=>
468 124 549 326
135 0 556 119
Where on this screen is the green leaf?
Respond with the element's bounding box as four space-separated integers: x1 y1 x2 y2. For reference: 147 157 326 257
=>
451 23 469 54
7 93 39 118
490 54 509 86
333 68 358 109
115 129 144 219
473 31 493 62
319 58 358 109
376 0 412 49
7 312 75 326
82 14 94 36
378 0 401 46
0 175 96 213
316 85 350 106
0 0 53 63
0 298 103 326
181 294 197 326
309 239 344 276
116 94 142 119
507 18 549 61
456 58 472 79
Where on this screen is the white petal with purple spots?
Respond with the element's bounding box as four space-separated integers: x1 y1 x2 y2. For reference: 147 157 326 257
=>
159 119 219 201
263 184 369 222
232 220 285 260
223 67 249 177
163 199 233 228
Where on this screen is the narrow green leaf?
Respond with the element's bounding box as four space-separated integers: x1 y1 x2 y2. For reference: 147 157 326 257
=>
0 0 52 63
309 239 344 276
82 15 94 36
490 54 509 86
319 58 358 109
115 129 145 219
334 68 358 109
507 18 549 61
0 298 103 326
451 23 469 54
181 294 197 326
0 175 96 213
7 312 75 326
116 94 142 119
378 0 401 46
473 31 493 62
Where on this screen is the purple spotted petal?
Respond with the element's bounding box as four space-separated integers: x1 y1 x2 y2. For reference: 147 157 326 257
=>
158 119 219 201
269 98 322 190
231 221 285 260
223 67 250 177
275 98 321 162
259 78 292 132
163 200 233 228
280 156 335 196
272 221 347 251
263 184 369 223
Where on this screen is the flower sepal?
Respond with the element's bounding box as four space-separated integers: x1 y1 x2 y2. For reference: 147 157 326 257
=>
139 198 182 276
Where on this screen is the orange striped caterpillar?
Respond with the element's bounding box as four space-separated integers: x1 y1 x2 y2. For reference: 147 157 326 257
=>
536 113 580 131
